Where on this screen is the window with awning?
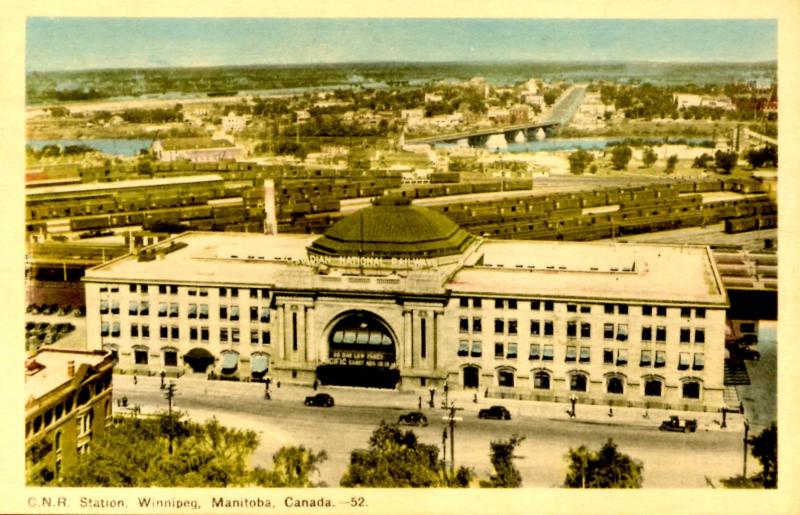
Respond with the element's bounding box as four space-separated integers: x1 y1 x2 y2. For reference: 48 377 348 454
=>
221 352 239 374
250 354 269 378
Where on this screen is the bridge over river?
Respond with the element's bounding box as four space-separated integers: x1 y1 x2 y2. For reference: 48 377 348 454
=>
405 84 587 147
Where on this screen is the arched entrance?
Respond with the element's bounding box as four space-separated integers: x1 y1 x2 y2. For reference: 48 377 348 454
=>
463 366 480 389
316 310 399 389
183 347 215 373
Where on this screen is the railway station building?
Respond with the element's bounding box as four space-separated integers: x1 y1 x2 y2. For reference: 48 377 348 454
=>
84 197 729 411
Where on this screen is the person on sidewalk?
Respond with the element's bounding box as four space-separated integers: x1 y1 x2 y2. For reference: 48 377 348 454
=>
418 396 422 410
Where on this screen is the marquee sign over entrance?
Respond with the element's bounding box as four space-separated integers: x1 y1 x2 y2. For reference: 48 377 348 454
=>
329 349 395 368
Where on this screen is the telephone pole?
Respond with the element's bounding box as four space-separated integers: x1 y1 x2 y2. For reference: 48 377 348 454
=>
165 381 177 455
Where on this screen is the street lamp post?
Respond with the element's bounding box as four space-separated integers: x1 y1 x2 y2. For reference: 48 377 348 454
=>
743 420 750 478
570 394 577 418
441 428 448 473
444 383 449 409
165 381 177 455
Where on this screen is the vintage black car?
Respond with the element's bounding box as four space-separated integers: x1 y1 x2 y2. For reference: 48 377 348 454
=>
398 411 428 426
478 405 511 420
659 415 697 433
304 393 334 407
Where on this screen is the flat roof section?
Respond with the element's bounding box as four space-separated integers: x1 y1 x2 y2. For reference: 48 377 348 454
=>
26 174 224 198
26 348 110 402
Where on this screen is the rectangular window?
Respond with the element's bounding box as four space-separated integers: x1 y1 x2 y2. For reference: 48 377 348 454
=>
232 328 240 344
220 328 228 342
459 298 469 308
529 344 541 360
134 350 148 365
160 325 168 340
581 322 591 339
543 321 554 337
580 305 591 314
131 324 139 338
129 284 137 293
642 305 653 316
188 288 197 296
291 312 298 351
680 328 691 343
695 308 706 319
530 320 540 336
616 324 628 341
472 317 482 333
603 323 614 340
111 322 120 337
188 304 197 319
199 288 208 297
100 321 109 337
230 306 240 321
250 288 258 299
494 319 504 334
508 319 518 335
170 285 178 295
640 349 652 366
199 304 208 319
641 326 652 341
565 346 577 362
494 342 504 358
473 298 482 308
129 301 138 316
695 329 705 344
567 303 578 313
656 326 667 343
459 317 469 333
164 350 178 367
678 352 690 370
260 307 270 323
201 327 209 342
169 303 179 318
141 285 148 294
458 340 469 357
604 304 614 314
693 353 705 370
219 306 228 319
158 302 167 317
656 306 667 317
544 301 554 311
616 348 628 366
261 331 270 344
495 299 504 309
159 285 167 295
190 327 198 341
603 348 614 364
531 300 541 311
420 318 426 358
579 347 590 363
110 300 119 315
508 299 517 310
251 329 259 345
655 350 666 368
542 344 554 361
507 342 518 359
471 341 482 357
618 304 628 315
681 307 691 318
231 288 238 298
220 287 227 297
567 321 577 338
250 306 258 321
171 326 179 340
142 324 149 339
140 301 149 316
99 299 108 315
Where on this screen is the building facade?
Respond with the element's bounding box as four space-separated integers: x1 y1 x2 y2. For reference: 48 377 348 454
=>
25 349 115 484
152 138 244 163
84 199 729 411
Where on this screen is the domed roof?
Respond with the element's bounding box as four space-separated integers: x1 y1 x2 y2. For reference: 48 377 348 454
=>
309 198 475 259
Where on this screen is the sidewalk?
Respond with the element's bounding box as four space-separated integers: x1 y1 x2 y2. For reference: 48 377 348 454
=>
114 373 743 433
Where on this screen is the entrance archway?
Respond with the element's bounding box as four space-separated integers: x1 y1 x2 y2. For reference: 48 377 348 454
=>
316 310 399 389
183 347 215 373
463 366 479 389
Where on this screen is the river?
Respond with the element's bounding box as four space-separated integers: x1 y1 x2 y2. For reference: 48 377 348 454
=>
27 139 153 157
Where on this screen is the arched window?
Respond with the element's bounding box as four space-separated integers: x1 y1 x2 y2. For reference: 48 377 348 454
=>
570 373 587 392
498 369 515 388
463 366 479 389
644 378 663 397
607 376 624 394
682 381 701 399
533 371 550 390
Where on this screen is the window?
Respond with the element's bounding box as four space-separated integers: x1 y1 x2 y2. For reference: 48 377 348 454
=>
110 300 119 315
642 305 653 316
472 317 482 332
159 285 167 295
655 351 666 368
570 374 587 392
129 284 137 293
134 349 148 365
189 327 198 341
544 301 554 311
531 300 541 311
695 329 705 344
260 308 270 323
220 306 228 319
682 381 701 399
544 321 554 336
529 344 541 360
616 324 628 341
530 320 540 336
220 287 227 297
140 301 149 316
169 303 179 317
693 353 705 370
494 319 504 334
142 324 150 339
459 317 469 333
656 326 667 343
644 379 662 397
251 329 259 344
164 350 178 367
131 324 139 337
616 349 628 366
199 288 208 297
640 349 652 367
567 303 578 313
249 288 258 298
459 298 469 308
508 300 517 310
618 305 628 315
230 306 240 321
680 328 691 343
695 308 706 319
580 305 591 314
678 352 690 370
508 319 518 335
188 288 197 296
220 328 228 342
171 326 179 340
201 327 209 342
542 345 554 361
458 341 469 357
607 377 624 394
498 369 515 387
261 331 270 344
507 343 517 359
473 298 482 308
681 307 691 318
604 304 614 315
471 341 482 357
581 323 591 339
170 285 178 295
494 342 504 358
579 347 591 363
603 323 614 339
100 299 108 315
199 304 208 319
111 322 120 337
250 306 258 321
565 346 577 362
567 321 577 338
232 328 240 343
129 301 138 316
495 299 504 309
158 302 167 317
141 285 148 294
603 348 614 364
641 326 652 341
188 304 197 319
100 321 109 337
656 306 667 317
534 371 550 389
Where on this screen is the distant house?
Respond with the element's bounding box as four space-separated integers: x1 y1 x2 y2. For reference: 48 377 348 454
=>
221 112 248 133
673 94 703 109
152 137 244 162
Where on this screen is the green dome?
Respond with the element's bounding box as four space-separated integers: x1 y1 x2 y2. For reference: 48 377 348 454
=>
309 201 474 259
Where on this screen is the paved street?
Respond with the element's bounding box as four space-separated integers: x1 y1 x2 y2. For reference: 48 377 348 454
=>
114 374 744 488
737 321 777 434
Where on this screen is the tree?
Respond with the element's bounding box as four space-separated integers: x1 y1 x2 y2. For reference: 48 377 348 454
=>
692 153 714 169
564 439 643 488
665 155 678 174
480 435 525 488
340 422 472 487
253 446 328 487
641 147 657 168
568 149 593 175
750 423 777 488
610 145 633 170
743 145 777 169
714 150 738 174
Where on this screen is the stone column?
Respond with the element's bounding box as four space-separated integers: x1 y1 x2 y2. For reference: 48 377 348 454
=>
277 304 286 360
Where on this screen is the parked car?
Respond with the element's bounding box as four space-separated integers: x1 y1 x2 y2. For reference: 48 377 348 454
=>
478 405 511 420
304 393 334 407
659 415 697 433
398 411 428 427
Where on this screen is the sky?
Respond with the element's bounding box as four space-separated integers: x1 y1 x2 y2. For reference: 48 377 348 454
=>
26 18 777 72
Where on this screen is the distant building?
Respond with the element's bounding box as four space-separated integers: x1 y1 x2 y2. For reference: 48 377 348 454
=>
424 93 443 103
525 79 539 94
152 138 243 163
673 94 703 109
521 92 546 108
221 112 248 133
674 94 736 111
25 348 115 484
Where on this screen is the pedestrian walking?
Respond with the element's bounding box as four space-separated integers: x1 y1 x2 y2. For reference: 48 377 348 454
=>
133 375 138 386
265 377 271 391
473 393 478 404
418 396 422 410
313 378 318 391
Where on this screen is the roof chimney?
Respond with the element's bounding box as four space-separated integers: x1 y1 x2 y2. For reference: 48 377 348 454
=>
67 361 75 378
